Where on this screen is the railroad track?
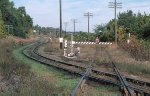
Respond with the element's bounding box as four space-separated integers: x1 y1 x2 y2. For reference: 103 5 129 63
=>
23 40 150 96
105 49 134 96
71 64 92 96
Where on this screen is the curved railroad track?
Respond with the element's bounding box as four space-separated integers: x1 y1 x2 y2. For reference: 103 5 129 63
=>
23 40 150 96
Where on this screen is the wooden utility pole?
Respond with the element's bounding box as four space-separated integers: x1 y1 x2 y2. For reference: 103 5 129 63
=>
72 19 77 35
5 25 13 35
59 0 63 49
64 22 68 36
84 12 93 41
109 0 122 44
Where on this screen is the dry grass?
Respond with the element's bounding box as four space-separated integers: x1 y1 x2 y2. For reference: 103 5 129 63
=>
74 43 150 77
72 44 113 72
57 42 150 77
12 38 80 96
41 40 122 95
119 39 150 61
107 45 150 76
44 38 62 55
78 81 121 96
0 37 31 94
0 36 64 95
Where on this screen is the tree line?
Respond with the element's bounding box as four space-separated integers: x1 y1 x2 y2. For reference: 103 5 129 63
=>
94 10 150 42
0 0 33 38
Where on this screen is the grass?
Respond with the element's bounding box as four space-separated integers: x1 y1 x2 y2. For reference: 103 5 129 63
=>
0 37 122 96
13 44 120 96
94 86 121 96
41 40 122 95
107 46 150 77
84 83 121 96
0 37 32 96
66 42 150 76
12 45 80 96
119 38 150 61
116 62 150 76
0 37 79 96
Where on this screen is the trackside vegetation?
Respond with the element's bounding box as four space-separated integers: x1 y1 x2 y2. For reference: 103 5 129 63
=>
0 38 79 95
0 0 33 38
0 38 119 95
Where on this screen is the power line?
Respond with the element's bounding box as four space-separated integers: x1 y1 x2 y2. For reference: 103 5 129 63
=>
108 0 122 44
125 5 150 8
5 25 13 35
84 12 93 41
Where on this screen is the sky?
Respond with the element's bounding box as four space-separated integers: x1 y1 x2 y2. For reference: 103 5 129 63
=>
11 0 150 32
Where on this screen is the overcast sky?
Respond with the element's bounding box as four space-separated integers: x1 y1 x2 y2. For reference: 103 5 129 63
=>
11 0 150 32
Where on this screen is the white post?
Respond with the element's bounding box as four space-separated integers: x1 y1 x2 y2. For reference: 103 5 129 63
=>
64 40 67 57
127 33 131 44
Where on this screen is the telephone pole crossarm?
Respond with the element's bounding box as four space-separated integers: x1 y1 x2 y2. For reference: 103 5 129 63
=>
4 25 13 35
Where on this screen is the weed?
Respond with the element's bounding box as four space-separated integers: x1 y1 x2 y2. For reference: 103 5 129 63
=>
12 45 79 95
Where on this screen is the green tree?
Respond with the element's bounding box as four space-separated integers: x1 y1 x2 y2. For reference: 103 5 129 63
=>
0 0 33 38
118 10 150 40
117 26 126 42
0 10 6 38
94 21 115 42
94 10 150 41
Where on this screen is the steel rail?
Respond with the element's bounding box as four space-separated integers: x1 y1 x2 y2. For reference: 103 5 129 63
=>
22 41 150 96
71 65 91 96
105 49 135 96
